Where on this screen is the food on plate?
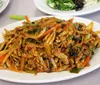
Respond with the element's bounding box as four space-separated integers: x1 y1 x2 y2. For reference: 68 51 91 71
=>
0 16 100 74
47 0 100 11
0 0 3 8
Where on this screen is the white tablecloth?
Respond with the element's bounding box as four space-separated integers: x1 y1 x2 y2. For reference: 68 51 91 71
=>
0 0 100 85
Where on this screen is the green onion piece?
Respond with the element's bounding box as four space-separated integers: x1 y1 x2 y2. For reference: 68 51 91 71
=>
67 35 73 40
70 67 81 73
34 22 39 27
9 14 25 20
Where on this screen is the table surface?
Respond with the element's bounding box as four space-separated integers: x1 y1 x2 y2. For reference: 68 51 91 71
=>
0 0 100 85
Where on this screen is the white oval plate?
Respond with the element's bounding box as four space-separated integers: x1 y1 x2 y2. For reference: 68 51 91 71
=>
34 0 100 16
0 0 10 13
0 16 100 83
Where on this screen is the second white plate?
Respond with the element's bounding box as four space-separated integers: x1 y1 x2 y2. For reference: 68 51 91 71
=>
34 0 100 16
0 0 10 13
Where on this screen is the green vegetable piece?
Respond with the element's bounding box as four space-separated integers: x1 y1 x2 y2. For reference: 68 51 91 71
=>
9 14 25 20
59 2 75 10
47 0 56 8
34 22 39 27
28 29 41 34
81 56 86 59
92 47 96 55
97 0 100 2
57 19 63 23
26 38 35 43
70 67 81 73
67 35 73 40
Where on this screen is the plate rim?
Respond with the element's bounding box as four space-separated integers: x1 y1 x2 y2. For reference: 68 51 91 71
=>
0 16 100 83
0 65 100 83
0 0 10 13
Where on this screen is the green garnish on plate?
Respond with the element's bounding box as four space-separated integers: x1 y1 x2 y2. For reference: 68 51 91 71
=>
0 0 3 8
9 15 25 20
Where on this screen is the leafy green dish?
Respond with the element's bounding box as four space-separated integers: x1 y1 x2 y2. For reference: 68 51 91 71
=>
47 0 100 11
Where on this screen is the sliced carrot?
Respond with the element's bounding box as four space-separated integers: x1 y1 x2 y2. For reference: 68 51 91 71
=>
20 57 25 71
25 16 30 22
39 24 60 38
84 56 91 66
26 45 31 50
0 54 6 63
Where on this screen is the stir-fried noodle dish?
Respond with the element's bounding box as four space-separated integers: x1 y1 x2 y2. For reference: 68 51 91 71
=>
0 17 100 74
